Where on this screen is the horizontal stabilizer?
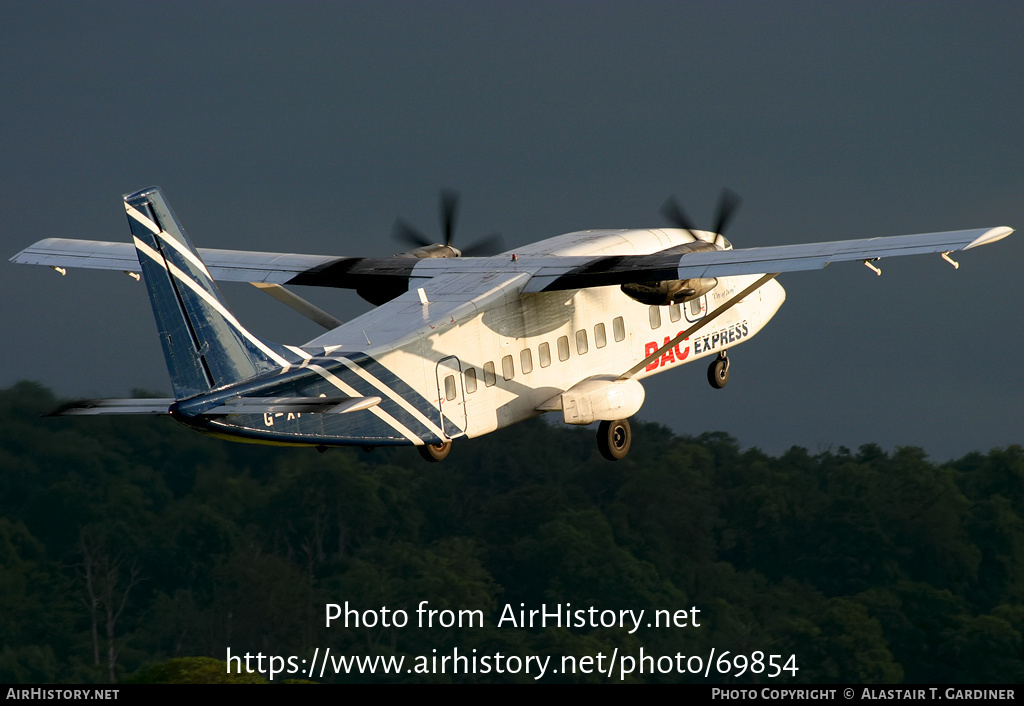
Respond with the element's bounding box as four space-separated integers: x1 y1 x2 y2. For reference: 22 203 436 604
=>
204 396 382 415
48 398 175 416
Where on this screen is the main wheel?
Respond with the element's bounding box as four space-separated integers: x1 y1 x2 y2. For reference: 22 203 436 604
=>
708 356 729 389
597 419 632 461
417 440 452 462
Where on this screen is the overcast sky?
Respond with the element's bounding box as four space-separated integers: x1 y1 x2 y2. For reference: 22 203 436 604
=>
2 1 1021 460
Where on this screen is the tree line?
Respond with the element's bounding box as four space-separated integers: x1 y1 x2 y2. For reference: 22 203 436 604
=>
1 381 1021 683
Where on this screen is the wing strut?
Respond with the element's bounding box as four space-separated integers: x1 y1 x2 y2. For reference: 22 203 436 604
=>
251 282 343 330
618 273 779 380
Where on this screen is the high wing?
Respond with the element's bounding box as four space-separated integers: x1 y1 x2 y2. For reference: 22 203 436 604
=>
12 238 416 286
521 226 1013 292
12 226 1012 294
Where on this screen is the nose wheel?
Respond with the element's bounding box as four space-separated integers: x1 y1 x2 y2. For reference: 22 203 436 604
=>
597 419 632 461
418 440 452 462
708 351 730 389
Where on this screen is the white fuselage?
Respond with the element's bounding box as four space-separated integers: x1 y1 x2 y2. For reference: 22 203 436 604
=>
303 228 786 442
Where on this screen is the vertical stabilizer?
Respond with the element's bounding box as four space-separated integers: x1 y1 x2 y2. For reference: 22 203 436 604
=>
124 187 289 399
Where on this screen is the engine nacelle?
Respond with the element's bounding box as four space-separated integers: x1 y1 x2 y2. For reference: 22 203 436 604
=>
396 243 462 259
536 376 646 425
357 243 462 305
620 277 718 306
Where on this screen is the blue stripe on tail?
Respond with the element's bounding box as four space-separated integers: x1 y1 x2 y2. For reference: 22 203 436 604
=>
125 187 288 399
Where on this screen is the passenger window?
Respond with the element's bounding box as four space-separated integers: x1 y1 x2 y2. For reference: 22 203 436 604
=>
539 342 551 368
557 335 570 361
521 348 533 374
649 306 661 329
613 316 625 342
594 322 607 349
576 329 588 355
669 303 681 323
465 367 477 394
502 354 514 380
483 361 496 387
686 296 706 321
444 374 457 401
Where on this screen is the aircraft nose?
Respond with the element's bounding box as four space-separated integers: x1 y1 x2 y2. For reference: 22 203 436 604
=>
764 277 786 314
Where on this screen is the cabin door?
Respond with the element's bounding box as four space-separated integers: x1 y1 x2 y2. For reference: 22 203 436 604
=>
435 356 468 439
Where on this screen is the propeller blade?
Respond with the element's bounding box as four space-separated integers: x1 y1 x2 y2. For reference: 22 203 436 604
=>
460 233 506 257
712 188 742 236
441 189 460 247
393 189 493 256
660 197 699 237
393 218 432 248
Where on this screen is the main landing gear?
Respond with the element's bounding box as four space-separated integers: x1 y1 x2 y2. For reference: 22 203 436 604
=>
597 419 632 461
707 351 730 389
418 440 452 462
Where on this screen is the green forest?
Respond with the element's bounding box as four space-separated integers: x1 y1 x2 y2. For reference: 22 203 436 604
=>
1 381 1021 684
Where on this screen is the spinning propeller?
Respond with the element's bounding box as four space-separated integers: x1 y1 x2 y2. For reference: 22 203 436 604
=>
661 188 742 240
393 189 505 257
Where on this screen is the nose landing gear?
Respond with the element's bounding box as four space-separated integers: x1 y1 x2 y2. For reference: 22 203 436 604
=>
708 351 730 389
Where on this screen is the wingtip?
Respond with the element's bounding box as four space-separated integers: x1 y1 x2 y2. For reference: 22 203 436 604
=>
964 226 1013 250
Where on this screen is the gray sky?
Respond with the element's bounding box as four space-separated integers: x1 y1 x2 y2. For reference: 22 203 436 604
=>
2 1 1021 460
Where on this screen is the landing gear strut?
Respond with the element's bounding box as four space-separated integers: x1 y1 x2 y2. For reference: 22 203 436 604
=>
597 419 632 461
708 351 730 389
418 440 452 462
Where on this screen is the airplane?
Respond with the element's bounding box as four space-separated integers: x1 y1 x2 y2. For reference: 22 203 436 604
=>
11 186 1013 462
